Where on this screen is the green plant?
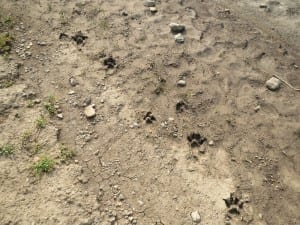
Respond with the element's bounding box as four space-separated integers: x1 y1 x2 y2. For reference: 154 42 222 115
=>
47 3 52 12
99 19 109 30
32 157 55 174
27 100 34 108
0 33 13 55
21 131 33 152
33 143 42 154
0 14 14 29
59 11 68 25
35 115 47 129
60 145 75 162
44 96 56 116
0 144 14 156
0 79 14 88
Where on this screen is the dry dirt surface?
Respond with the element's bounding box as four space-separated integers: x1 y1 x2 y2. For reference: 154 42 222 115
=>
0 0 299 225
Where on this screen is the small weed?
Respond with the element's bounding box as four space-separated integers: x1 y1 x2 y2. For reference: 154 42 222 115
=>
44 96 56 116
0 33 13 55
33 143 42 154
27 100 34 108
3 16 14 28
21 131 35 152
35 115 47 129
0 79 14 89
0 144 14 156
0 14 14 29
99 19 109 30
47 3 52 12
22 131 33 143
60 145 75 162
59 11 68 25
32 157 55 175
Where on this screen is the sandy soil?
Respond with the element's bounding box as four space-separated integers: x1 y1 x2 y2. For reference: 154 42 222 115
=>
0 0 299 225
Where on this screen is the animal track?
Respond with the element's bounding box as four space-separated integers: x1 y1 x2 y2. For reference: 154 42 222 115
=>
176 100 188 113
187 132 207 147
144 112 156 124
223 193 244 215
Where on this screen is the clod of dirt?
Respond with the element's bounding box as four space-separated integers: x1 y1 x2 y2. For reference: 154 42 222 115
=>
187 133 207 147
169 23 186 34
176 100 188 112
71 31 88 45
103 56 117 69
223 193 244 215
144 112 156 124
144 0 156 7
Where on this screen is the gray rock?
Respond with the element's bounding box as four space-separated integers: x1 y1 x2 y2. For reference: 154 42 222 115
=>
174 33 185 43
170 23 186 33
144 0 155 7
69 77 78 86
266 77 281 91
177 80 186 87
84 105 96 118
191 211 201 223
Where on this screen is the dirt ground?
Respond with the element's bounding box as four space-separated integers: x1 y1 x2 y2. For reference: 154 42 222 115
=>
0 0 299 225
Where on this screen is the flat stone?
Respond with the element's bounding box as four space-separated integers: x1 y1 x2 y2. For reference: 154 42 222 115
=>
266 77 281 91
191 211 201 223
169 23 186 33
84 105 96 118
174 33 185 43
177 80 186 87
57 113 64 119
149 7 158 13
144 0 155 7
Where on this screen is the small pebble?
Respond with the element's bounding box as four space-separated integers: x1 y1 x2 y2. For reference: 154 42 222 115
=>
254 105 261 112
174 33 184 43
84 105 96 118
57 113 64 120
149 7 158 13
208 140 214 146
266 77 281 91
69 77 78 86
191 211 201 223
177 80 186 87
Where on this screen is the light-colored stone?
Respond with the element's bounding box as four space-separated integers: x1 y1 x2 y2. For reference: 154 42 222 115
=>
84 105 96 118
57 113 63 119
149 7 157 13
266 77 281 91
177 80 186 87
191 211 201 223
174 33 185 43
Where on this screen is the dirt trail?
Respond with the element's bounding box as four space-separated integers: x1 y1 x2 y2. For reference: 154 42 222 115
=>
0 0 299 225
